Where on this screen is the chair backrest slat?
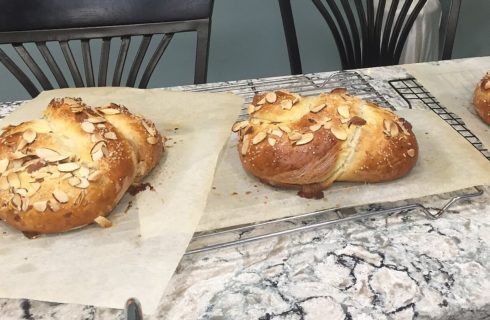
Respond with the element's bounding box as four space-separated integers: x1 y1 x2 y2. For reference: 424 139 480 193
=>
112 36 131 86
380 0 399 59
81 39 95 87
340 0 362 67
440 0 461 60
373 0 386 65
13 44 53 90
0 48 39 97
126 35 152 87
59 41 84 87
353 0 369 67
98 38 111 86
387 0 414 63
139 33 174 88
324 0 355 68
37 42 69 88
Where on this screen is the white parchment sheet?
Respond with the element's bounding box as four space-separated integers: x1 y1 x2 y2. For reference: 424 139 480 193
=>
404 57 490 150
0 87 243 314
198 109 490 232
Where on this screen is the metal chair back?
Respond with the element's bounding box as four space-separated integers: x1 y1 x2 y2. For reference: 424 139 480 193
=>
0 0 214 97
279 0 461 74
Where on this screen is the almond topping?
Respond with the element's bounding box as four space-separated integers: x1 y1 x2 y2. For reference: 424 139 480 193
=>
22 130 37 144
265 92 277 103
94 216 112 228
147 136 159 145
53 189 69 203
76 178 90 189
247 104 255 114
104 132 117 140
0 177 9 190
348 116 367 127
296 133 314 145
58 162 80 172
278 124 291 133
383 119 392 133
288 131 302 141
280 100 293 110
256 97 266 105
68 176 81 187
70 106 84 113
15 188 28 197
232 122 242 132
99 108 120 115
241 135 250 155
87 116 106 124
142 121 157 136
79 167 89 178
11 194 22 210
81 121 95 133
21 198 29 212
331 127 348 140
268 137 277 146
292 94 301 104
35 148 68 162
0 159 9 174
309 124 322 132
485 81 490 90
29 182 41 194
48 200 60 212
310 103 326 113
252 132 267 145
91 149 104 161
407 149 416 157
7 172 20 188
33 200 47 212
88 170 101 182
390 122 399 137
337 105 350 118
271 129 283 137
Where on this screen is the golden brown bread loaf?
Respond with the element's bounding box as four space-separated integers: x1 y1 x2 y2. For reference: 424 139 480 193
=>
0 97 163 234
233 89 418 197
474 72 490 125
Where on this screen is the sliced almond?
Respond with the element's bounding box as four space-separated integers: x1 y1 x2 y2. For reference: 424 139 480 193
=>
348 116 367 127
33 200 47 212
0 159 9 174
0 176 9 190
407 149 416 157
28 182 41 196
256 97 266 105
23 130 37 144
81 121 95 133
309 124 322 132
49 170 61 179
331 126 348 141
104 132 117 140
288 131 302 141
91 133 103 143
142 120 157 136
91 149 104 161
232 122 243 132
91 141 106 154
74 191 85 206
310 103 326 113
11 194 22 210
76 178 89 189
87 116 106 124
247 104 255 114
58 162 80 172
337 105 350 118
48 200 60 212
268 137 277 146
252 132 267 145
7 172 20 188
88 170 101 182
99 108 120 115
265 92 277 103
280 100 293 110
35 148 63 162
241 135 251 155
383 119 392 133
390 122 399 137
271 129 283 137
68 176 81 187
296 132 314 145
79 166 90 178
16 139 28 151
53 189 69 203
278 124 291 133
292 94 301 104
70 106 84 113
147 136 159 145
21 198 29 212
94 216 112 228
10 150 28 160
15 188 28 197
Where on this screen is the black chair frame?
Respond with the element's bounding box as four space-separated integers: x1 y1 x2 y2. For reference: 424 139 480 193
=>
0 19 211 97
279 0 462 74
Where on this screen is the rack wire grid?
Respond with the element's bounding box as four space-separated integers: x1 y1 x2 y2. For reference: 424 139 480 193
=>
184 71 487 255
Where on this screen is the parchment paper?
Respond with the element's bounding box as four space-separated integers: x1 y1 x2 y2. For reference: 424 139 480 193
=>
404 57 490 150
198 109 490 232
0 87 243 313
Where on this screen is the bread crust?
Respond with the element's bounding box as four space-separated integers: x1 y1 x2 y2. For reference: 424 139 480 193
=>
474 72 490 125
233 89 418 192
0 97 163 234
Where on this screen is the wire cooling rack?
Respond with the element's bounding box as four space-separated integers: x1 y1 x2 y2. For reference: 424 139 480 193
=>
184 71 487 255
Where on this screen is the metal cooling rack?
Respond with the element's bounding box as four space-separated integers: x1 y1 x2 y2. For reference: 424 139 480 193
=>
185 71 487 255
389 78 490 160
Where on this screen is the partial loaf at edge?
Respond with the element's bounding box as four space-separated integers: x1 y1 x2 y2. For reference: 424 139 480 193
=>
0 97 164 234
474 72 490 125
233 89 418 196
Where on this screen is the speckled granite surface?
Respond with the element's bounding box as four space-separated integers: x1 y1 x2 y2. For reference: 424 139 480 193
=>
0 58 489 320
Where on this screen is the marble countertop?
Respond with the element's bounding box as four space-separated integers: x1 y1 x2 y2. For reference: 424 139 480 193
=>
1 58 489 319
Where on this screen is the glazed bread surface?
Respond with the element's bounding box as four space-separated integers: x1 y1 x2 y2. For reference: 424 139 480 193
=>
474 72 490 125
0 97 163 234
233 89 418 194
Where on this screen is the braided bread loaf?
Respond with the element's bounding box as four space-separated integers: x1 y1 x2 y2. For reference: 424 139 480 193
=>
0 97 163 234
474 72 490 125
233 89 418 197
